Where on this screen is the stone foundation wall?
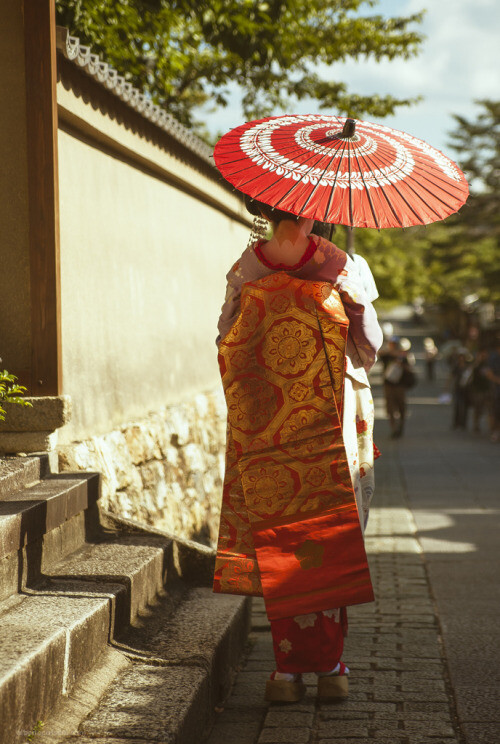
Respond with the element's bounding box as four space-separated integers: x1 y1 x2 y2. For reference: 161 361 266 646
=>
58 387 227 546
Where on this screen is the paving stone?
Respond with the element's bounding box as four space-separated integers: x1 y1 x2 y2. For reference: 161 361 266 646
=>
320 702 397 715
319 710 370 721
318 721 369 737
252 599 267 611
374 711 451 722
398 645 442 659
371 721 405 732
61 739 153 744
246 658 274 672
248 634 275 659
400 669 445 680
198 373 478 744
373 690 449 702
406 739 458 744
206 720 263 744
453 685 500 722
319 740 406 744
400 679 446 692
460 722 500 744
225 671 269 709
339 691 370 701
403 702 450 713
403 720 456 736
233 671 269 692
227 693 268 710
355 671 397 682
211 708 267 724
253 615 271 631
268 700 316 714
375 660 444 672
264 711 314 728
258 726 311 743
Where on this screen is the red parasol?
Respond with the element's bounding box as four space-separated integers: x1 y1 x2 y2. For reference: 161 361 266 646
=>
214 114 469 229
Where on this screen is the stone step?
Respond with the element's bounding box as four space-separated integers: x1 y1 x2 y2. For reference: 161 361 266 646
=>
0 464 251 744
39 588 251 744
0 525 173 744
0 591 112 744
0 472 100 602
43 532 170 631
0 455 47 500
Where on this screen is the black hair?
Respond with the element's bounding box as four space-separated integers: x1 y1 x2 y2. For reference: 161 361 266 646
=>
244 194 299 224
312 221 336 240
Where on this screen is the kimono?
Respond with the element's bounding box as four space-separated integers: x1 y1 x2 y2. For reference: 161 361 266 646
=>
217 236 382 524
215 235 382 672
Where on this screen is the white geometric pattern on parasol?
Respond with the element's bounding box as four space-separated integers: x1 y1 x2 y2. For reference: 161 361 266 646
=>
214 114 469 229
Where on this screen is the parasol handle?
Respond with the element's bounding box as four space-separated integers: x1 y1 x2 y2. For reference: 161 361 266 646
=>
341 118 356 138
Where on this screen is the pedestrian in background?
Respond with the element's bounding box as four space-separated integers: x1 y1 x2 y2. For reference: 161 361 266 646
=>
469 349 490 434
451 349 472 430
423 337 439 381
484 338 500 442
380 337 416 439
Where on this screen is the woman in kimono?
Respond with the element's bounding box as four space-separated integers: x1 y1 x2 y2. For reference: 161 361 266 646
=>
216 197 382 702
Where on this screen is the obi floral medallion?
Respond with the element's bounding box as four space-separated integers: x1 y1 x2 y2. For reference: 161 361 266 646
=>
214 273 374 620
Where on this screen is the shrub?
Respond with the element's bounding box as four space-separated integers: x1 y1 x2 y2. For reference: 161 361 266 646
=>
0 367 32 422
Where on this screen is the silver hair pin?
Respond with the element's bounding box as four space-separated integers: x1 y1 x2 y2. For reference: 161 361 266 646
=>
246 215 268 248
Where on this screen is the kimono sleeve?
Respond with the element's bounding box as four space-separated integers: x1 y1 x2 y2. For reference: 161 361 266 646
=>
216 261 244 346
352 253 379 303
333 255 383 372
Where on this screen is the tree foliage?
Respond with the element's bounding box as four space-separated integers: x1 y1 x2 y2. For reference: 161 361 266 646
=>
347 100 500 307
335 226 428 305
56 0 424 130
449 100 500 244
423 100 500 305
0 369 31 422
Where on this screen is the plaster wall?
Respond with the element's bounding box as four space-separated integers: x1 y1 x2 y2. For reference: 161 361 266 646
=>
0 4 31 376
58 127 248 442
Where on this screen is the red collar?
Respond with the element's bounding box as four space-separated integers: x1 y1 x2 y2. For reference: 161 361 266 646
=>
254 237 317 271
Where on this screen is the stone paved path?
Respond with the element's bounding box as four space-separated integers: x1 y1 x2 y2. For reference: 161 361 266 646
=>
205 312 500 744
206 492 461 744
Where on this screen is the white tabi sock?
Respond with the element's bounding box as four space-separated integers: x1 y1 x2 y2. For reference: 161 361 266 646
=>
273 671 299 682
316 662 350 677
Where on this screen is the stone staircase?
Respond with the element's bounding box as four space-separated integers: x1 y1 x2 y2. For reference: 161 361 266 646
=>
0 456 250 744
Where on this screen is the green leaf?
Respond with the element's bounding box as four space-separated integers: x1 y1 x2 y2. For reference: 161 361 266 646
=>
55 0 424 129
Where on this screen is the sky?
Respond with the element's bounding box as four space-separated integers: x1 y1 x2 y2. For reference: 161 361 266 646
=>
201 0 500 160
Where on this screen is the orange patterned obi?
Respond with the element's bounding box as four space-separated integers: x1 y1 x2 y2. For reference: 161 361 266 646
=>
213 273 374 620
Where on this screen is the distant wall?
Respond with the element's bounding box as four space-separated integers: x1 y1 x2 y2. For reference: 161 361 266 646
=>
56 67 250 444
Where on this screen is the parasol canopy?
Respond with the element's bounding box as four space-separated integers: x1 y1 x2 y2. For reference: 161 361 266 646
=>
214 114 469 229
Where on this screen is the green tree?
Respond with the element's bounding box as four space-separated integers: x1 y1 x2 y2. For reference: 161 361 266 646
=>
335 226 428 305
56 0 424 131
449 99 500 242
421 100 500 305
342 101 500 308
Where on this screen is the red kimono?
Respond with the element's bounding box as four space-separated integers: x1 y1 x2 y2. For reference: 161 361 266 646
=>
214 273 373 672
